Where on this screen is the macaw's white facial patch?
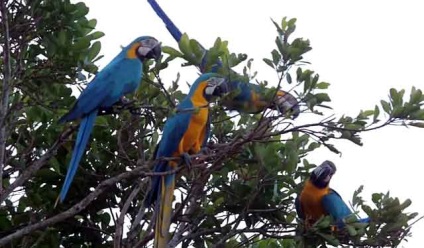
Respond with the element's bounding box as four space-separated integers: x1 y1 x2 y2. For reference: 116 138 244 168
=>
323 174 331 183
204 77 227 95
137 46 152 57
204 85 217 95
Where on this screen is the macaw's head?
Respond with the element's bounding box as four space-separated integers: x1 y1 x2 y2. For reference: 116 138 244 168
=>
125 36 162 62
189 73 229 102
310 160 336 188
274 90 300 119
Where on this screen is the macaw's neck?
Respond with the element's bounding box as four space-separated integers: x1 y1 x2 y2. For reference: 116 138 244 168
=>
189 82 209 106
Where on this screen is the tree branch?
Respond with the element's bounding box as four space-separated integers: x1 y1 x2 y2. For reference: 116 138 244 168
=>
114 183 141 248
0 126 75 203
0 0 12 193
0 162 156 246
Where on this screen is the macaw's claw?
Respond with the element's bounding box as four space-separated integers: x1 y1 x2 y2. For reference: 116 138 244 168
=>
98 105 118 116
129 107 142 115
200 146 212 155
98 98 137 116
119 96 133 105
180 152 192 170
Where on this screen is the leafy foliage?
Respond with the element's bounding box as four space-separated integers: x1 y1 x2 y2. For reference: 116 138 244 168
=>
0 2 423 248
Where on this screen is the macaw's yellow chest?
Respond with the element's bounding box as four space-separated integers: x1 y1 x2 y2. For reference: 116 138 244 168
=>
177 103 209 155
300 180 330 223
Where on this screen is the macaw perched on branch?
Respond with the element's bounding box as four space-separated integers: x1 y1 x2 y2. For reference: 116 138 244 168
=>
147 0 300 118
57 36 161 203
144 73 229 248
295 161 369 229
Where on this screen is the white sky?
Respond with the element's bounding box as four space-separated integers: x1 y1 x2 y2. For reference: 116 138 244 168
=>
83 1 424 247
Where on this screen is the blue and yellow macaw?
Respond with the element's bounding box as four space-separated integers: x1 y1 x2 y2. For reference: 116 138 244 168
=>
144 73 228 248
57 36 161 203
295 161 369 229
147 0 300 118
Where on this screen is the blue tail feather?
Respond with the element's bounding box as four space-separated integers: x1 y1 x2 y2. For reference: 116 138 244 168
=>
59 111 97 202
147 0 182 42
145 160 169 207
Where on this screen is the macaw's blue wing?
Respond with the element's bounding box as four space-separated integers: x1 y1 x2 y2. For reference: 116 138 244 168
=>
295 195 305 220
59 59 142 123
322 189 355 226
145 101 193 248
145 103 192 207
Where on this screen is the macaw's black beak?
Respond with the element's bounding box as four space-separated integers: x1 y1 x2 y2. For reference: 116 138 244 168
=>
212 80 229 97
145 42 162 61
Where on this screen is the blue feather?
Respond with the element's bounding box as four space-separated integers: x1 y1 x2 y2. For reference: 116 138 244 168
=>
147 0 182 42
59 111 97 202
295 195 304 220
322 189 354 226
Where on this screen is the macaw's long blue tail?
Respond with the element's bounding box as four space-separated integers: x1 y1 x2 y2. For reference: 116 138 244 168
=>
147 0 182 42
155 173 175 248
59 111 97 203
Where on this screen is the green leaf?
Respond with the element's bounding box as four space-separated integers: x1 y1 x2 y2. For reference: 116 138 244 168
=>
381 100 391 113
271 49 281 65
286 73 292 84
163 46 184 58
410 86 422 104
373 105 380 122
89 31 105 40
346 225 358 236
372 193 382 203
87 41 101 61
263 58 274 68
178 33 192 58
315 93 331 103
271 18 284 36
57 30 67 46
317 232 339 246
73 37 91 50
361 110 374 117
316 82 330 89
74 2 89 18
87 19 97 29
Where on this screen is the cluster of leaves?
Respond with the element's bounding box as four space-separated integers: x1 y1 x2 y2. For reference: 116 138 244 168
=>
0 2 423 248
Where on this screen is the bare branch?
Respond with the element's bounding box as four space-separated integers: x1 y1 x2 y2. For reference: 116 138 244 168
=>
114 183 141 248
0 0 12 193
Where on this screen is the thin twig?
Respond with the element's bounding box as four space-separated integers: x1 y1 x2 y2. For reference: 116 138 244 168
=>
114 183 142 248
